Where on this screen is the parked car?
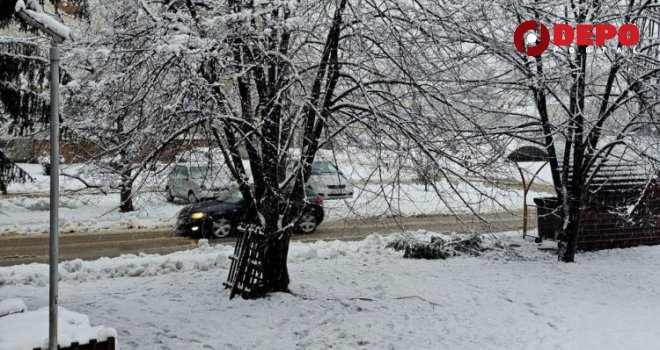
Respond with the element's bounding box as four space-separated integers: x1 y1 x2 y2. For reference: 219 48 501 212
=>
165 163 231 203
287 160 353 199
176 187 325 238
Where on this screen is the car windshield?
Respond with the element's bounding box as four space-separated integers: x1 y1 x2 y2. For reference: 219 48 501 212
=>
311 161 338 174
219 188 243 203
189 166 220 179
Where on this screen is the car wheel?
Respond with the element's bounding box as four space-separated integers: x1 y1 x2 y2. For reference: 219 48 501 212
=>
165 187 174 202
188 192 198 204
211 218 233 238
297 212 318 234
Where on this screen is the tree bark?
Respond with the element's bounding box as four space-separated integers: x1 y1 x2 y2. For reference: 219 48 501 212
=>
261 233 291 293
559 37 588 262
119 167 134 212
560 195 582 262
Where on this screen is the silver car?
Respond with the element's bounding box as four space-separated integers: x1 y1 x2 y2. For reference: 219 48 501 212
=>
287 160 353 200
165 164 231 203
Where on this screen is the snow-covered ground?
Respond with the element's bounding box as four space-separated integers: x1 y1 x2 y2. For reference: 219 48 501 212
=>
1 159 550 235
1 231 658 349
0 191 180 235
0 304 117 350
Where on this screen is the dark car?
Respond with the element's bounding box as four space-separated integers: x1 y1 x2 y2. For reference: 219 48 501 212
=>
176 187 325 238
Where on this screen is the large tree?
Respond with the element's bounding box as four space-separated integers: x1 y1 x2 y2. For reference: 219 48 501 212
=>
75 0 511 296
0 0 87 193
187 0 518 294
0 0 48 193
414 0 660 262
61 0 211 211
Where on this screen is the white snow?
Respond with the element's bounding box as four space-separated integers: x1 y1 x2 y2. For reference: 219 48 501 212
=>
19 10 72 40
0 298 26 318
14 0 26 12
1 231 659 349
15 0 72 40
0 193 180 235
0 304 117 350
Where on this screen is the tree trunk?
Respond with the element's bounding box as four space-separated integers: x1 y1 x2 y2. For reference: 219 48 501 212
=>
119 168 134 212
119 186 134 212
560 162 585 263
522 191 528 238
261 233 291 293
559 37 588 263
559 197 581 262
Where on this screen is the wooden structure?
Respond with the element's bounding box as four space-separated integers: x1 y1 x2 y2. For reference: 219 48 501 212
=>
535 151 660 250
33 338 116 350
224 226 267 299
507 145 548 240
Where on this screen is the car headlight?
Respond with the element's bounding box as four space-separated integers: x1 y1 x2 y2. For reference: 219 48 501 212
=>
191 212 206 220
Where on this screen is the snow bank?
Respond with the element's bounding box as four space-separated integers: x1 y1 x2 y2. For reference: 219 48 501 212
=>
0 303 116 350
0 231 546 287
0 298 26 318
0 250 226 287
0 191 179 235
0 233 398 286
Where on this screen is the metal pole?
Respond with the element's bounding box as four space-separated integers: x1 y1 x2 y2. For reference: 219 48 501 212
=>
49 40 60 350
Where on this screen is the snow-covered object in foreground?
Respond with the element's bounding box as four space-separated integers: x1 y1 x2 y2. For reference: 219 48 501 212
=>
0 298 26 317
14 0 72 40
13 0 39 12
0 303 117 350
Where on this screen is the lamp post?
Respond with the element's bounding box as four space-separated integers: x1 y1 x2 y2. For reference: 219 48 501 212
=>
47 40 60 350
16 7 67 350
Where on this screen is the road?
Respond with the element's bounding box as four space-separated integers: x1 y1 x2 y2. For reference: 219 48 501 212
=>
0 210 536 266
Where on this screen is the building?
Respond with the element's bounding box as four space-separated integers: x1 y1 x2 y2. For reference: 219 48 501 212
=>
534 147 660 250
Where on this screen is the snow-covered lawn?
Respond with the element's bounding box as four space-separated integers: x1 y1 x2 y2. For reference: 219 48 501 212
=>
1 161 548 235
0 191 181 235
1 146 555 235
1 231 658 349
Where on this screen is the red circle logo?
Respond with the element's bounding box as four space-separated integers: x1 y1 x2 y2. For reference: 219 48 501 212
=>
514 20 550 56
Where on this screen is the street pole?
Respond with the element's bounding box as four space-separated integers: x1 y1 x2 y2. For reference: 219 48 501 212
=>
15 8 67 349
49 40 60 350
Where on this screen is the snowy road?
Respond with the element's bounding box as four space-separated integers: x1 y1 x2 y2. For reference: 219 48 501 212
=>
0 210 535 266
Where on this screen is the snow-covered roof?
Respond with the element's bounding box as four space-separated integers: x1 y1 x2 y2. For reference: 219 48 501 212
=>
559 147 658 191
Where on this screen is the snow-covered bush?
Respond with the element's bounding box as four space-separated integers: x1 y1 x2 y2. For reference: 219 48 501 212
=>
388 235 489 259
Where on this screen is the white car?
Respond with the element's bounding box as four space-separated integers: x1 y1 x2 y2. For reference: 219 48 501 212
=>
287 160 353 200
165 164 231 203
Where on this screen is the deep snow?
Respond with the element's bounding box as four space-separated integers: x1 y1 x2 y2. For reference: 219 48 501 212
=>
1 231 658 349
0 306 117 350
